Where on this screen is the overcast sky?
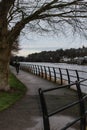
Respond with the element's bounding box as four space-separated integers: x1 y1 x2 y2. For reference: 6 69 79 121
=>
17 32 87 57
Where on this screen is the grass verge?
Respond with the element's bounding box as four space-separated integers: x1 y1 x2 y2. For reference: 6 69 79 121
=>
0 73 27 111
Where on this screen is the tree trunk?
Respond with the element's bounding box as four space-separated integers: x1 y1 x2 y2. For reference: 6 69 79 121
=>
0 45 11 91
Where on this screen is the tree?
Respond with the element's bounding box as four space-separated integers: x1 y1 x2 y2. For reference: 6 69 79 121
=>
0 0 87 90
11 38 20 53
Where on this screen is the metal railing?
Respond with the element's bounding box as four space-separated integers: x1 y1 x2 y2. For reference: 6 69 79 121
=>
38 79 87 130
19 63 87 129
20 64 87 91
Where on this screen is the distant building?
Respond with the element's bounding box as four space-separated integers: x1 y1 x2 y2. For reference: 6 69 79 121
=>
60 57 71 62
74 56 87 64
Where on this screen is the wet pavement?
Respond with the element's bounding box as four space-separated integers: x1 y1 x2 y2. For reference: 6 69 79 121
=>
0 66 78 130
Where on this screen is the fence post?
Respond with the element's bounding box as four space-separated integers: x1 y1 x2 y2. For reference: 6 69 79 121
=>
32 65 34 73
41 66 43 77
44 66 47 79
66 69 70 86
53 67 56 82
38 88 50 130
75 70 80 81
35 65 37 75
59 68 63 85
33 65 35 74
32 65 35 74
38 65 40 76
31 65 33 73
76 81 86 130
48 67 51 81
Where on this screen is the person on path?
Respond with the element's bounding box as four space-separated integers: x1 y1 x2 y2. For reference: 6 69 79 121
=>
15 60 20 74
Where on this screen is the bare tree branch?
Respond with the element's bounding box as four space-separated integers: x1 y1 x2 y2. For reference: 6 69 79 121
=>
0 0 86 44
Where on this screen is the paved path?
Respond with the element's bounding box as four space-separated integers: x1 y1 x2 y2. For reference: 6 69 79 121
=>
0 67 77 130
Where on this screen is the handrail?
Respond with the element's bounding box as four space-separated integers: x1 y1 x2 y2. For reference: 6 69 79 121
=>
20 63 87 93
38 88 50 130
19 63 87 129
20 63 87 72
38 80 87 130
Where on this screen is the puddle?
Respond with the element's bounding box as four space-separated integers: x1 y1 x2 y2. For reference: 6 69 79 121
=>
25 116 77 130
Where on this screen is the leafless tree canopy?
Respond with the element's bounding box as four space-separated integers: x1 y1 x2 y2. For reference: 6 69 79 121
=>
0 0 87 44
12 38 20 52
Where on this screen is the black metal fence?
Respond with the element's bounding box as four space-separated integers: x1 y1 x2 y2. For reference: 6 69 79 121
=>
38 79 87 130
20 64 87 91
20 63 87 130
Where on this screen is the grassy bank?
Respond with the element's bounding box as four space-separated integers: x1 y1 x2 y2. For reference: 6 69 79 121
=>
0 73 26 111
